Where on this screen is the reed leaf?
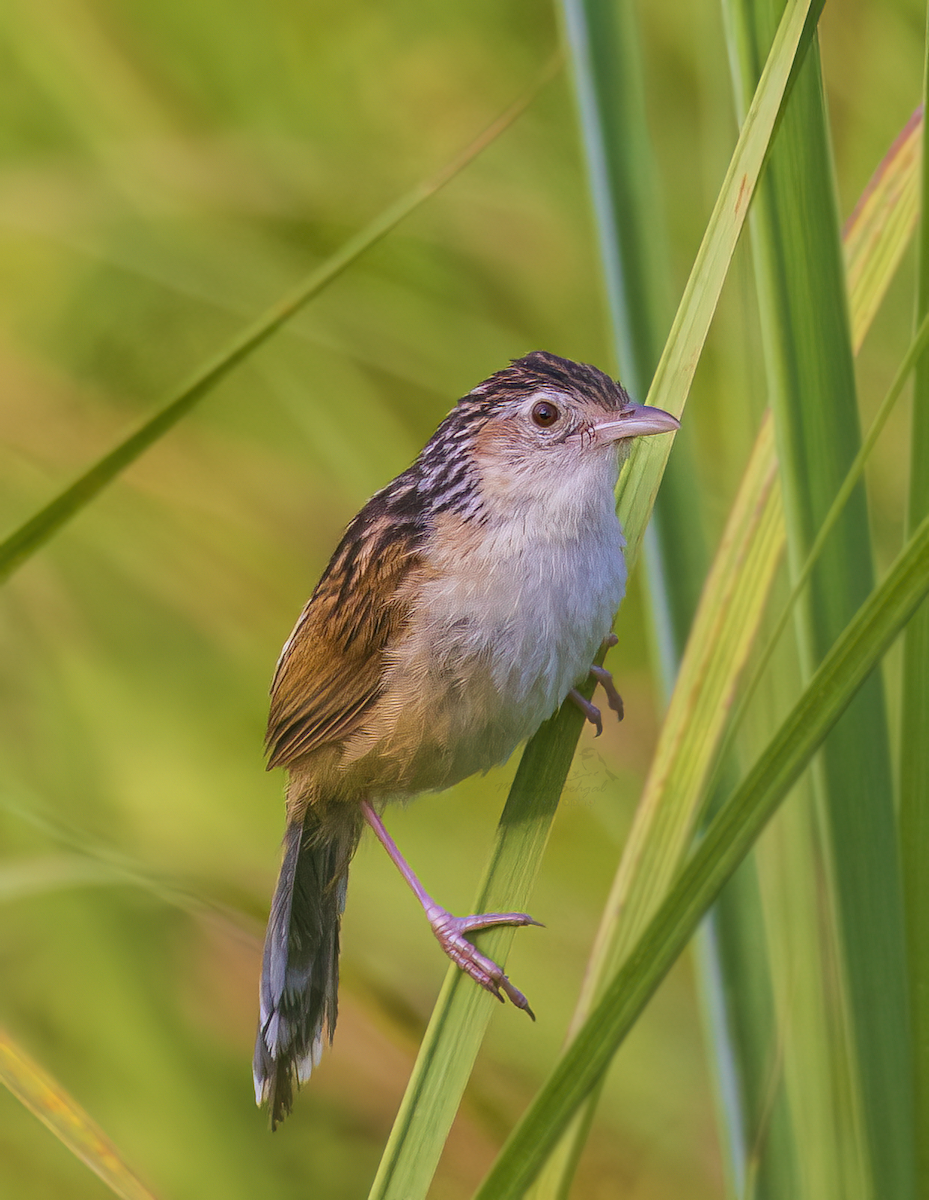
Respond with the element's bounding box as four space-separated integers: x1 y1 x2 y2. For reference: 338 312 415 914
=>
845 106 923 347
726 7 911 1195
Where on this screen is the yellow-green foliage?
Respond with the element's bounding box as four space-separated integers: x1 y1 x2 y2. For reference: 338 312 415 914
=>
0 2 924 1198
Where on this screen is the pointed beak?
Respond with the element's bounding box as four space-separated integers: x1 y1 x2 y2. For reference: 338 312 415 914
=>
591 403 680 445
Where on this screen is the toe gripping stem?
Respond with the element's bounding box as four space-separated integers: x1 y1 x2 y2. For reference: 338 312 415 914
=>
361 801 538 1017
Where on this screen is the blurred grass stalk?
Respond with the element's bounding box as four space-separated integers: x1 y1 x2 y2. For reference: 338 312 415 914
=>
903 12 929 1198
0 64 559 583
0 1030 157 1200
555 0 707 691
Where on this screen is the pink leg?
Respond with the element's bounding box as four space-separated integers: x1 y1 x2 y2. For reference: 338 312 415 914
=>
360 801 538 1017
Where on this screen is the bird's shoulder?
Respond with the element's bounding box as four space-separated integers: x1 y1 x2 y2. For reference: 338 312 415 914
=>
265 473 429 769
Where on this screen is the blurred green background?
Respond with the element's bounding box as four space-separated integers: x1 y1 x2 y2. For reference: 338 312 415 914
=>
0 1 922 1197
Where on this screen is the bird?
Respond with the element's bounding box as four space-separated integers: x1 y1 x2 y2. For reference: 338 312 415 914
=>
253 350 679 1126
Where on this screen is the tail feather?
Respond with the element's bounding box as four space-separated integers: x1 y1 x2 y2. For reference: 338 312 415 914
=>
253 805 359 1128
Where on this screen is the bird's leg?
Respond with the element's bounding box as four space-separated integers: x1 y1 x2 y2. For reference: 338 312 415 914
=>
568 635 624 735
360 801 538 1017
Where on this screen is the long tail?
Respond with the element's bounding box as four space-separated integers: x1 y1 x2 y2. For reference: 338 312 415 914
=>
253 804 360 1128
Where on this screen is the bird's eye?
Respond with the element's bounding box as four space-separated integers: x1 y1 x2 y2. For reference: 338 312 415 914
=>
531 400 560 428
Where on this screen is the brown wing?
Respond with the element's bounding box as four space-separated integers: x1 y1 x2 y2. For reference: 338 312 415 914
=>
266 500 424 770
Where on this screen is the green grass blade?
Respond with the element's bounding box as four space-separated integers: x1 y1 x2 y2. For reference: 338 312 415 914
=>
367 4 819 1197
0 66 556 585
902 20 929 1199
615 0 823 556
0 1030 159 1200
726 8 912 1195
366 701 589 1200
714 307 929 793
559 0 707 697
473 507 929 1200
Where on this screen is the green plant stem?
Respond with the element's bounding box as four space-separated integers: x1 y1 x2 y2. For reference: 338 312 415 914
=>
709 308 929 802
725 5 911 1195
559 0 706 686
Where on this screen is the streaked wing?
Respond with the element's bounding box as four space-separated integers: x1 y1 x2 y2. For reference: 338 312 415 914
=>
266 495 424 770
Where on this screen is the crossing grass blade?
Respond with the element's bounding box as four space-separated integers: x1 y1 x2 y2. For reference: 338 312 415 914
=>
0 65 557 585
473 505 929 1200
0 1030 159 1200
726 7 912 1195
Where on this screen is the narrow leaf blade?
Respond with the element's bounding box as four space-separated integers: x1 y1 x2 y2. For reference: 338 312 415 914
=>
0 1030 158 1200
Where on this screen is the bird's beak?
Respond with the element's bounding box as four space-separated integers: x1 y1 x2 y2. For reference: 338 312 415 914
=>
591 404 680 445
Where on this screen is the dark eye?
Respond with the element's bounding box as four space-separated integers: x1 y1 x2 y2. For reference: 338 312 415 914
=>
531 400 560 428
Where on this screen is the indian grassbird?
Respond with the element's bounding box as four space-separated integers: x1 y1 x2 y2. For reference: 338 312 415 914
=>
254 350 679 1126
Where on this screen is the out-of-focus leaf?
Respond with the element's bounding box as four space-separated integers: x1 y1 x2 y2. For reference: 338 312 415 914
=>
845 106 922 349
0 64 557 585
0 854 115 900
0 1030 159 1200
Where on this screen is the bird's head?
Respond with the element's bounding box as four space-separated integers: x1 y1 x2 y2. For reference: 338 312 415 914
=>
416 351 679 524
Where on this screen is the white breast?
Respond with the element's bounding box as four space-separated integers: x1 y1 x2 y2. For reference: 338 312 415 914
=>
354 452 627 793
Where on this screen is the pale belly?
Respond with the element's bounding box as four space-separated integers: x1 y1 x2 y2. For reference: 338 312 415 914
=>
338 513 627 796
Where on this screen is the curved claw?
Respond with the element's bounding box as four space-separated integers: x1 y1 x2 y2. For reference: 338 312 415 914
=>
569 687 603 736
590 665 624 722
428 908 538 1018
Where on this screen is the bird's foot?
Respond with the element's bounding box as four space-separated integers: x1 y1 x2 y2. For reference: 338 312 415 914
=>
569 687 604 736
590 664 624 722
426 906 540 1018
568 654 624 735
